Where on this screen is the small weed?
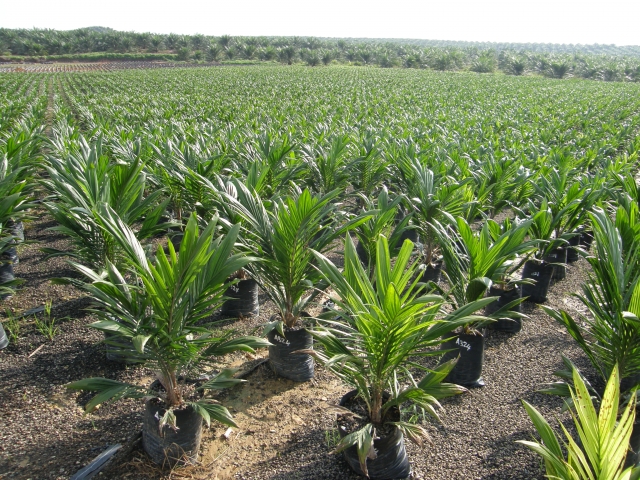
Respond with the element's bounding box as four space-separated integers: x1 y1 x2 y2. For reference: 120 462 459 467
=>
4 309 21 342
34 299 65 341
324 426 341 449
44 299 53 318
35 316 58 341
402 403 430 425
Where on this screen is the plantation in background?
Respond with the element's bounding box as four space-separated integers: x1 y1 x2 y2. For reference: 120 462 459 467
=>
2 27 640 81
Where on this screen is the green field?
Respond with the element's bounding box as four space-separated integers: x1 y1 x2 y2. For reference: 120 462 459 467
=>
1 65 640 479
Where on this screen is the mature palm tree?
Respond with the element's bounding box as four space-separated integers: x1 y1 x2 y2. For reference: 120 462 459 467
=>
279 46 297 65
191 33 207 50
133 32 151 50
320 49 333 66
165 33 179 50
261 46 277 61
218 34 233 49
206 44 222 62
305 51 320 66
149 35 163 52
241 43 257 60
547 59 572 79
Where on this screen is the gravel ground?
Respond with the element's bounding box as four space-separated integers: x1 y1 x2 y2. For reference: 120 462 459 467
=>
0 211 594 480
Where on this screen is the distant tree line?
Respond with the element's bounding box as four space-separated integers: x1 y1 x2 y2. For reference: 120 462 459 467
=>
1 27 639 82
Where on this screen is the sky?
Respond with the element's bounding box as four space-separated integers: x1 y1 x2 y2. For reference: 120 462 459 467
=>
1 0 639 46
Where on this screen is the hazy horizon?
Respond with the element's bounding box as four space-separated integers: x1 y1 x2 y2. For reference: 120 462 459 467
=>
2 0 639 47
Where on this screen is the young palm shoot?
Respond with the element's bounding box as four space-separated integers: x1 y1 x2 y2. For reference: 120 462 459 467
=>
42 136 170 273
221 180 367 331
349 133 389 202
218 180 369 380
437 216 537 319
470 154 533 219
533 168 601 251
67 210 270 454
541 207 640 392
301 135 352 195
238 133 304 200
0 151 32 298
396 150 468 268
432 218 535 385
309 235 492 476
352 186 413 275
518 364 639 480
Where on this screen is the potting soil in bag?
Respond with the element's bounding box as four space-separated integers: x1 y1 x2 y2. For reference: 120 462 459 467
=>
221 279 259 317
267 328 314 382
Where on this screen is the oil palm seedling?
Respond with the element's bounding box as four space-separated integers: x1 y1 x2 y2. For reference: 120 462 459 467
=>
237 133 304 200
433 219 496 312
607 171 640 244
148 131 233 226
531 168 601 278
349 133 390 203
0 148 32 300
351 187 413 275
0 232 23 300
67 210 270 466
42 135 170 273
148 137 196 227
518 364 639 479
516 198 581 302
469 153 533 219
0 308 19 348
396 148 468 279
301 135 352 196
480 218 537 332
308 235 491 478
542 207 640 393
221 179 368 381
434 217 535 385
448 216 535 318
204 176 262 318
